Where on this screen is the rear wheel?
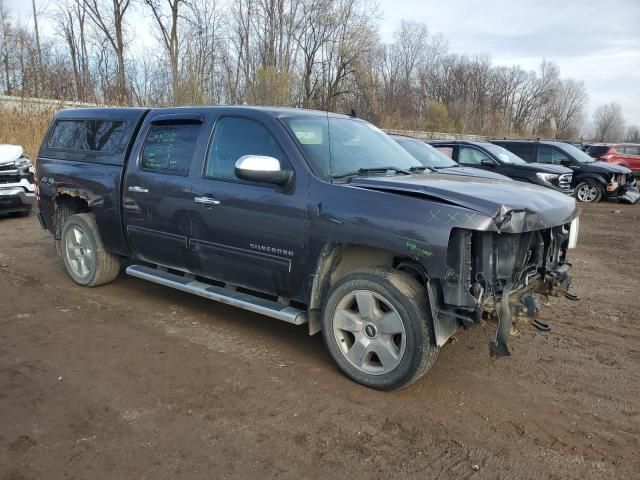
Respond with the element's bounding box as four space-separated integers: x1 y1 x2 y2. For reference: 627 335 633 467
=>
321 267 438 390
575 181 603 203
61 213 121 287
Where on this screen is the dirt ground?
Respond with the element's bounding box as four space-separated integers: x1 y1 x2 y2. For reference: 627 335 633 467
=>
0 202 638 480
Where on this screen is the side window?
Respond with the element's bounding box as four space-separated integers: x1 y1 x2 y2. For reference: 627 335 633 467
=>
623 146 640 155
434 146 453 158
458 146 491 165
49 119 125 153
538 146 570 165
204 117 286 180
141 123 201 176
506 144 535 162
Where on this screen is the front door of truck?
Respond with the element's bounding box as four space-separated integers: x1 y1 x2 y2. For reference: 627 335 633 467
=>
189 115 308 301
123 112 207 270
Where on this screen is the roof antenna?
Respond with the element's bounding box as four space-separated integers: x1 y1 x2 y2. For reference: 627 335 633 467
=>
349 109 357 118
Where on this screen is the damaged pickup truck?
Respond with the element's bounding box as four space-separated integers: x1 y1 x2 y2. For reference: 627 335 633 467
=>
35 107 580 389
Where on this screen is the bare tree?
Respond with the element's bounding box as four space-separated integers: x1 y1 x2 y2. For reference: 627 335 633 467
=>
144 0 186 104
625 125 640 143
0 0 11 94
593 102 625 142
551 79 587 139
81 0 133 103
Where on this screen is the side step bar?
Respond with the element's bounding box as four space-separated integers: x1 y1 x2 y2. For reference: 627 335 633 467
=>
126 264 308 325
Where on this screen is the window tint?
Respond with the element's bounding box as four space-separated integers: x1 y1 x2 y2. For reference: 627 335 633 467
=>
205 117 286 179
586 145 610 157
458 146 491 165
434 146 454 158
537 146 570 165
141 123 201 176
503 143 535 162
49 119 125 152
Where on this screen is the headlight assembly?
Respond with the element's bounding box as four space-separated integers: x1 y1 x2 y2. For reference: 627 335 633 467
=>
536 172 559 185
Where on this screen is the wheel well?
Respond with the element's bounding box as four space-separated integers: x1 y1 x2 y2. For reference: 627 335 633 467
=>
53 194 90 241
307 243 429 334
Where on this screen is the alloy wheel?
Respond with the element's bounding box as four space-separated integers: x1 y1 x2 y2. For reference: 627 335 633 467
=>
332 289 407 375
65 226 94 279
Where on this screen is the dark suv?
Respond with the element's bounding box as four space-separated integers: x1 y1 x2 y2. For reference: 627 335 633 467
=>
492 140 637 203
429 141 574 195
391 135 510 181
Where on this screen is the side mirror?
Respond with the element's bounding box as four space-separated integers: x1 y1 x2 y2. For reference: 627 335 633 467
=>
480 158 498 167
234 155 293 186
560 159 573 167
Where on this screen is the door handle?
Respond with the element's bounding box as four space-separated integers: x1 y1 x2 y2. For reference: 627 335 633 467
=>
128 185 149 193
194 196 221 205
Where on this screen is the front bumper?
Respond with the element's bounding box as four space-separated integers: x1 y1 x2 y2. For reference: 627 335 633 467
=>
0 181 36 213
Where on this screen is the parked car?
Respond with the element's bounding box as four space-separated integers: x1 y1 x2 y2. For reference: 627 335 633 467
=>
0 144 36 216
492 139 638 204
35 107 580 389
428 140 574 195
391 135 512 181
587 144 640 177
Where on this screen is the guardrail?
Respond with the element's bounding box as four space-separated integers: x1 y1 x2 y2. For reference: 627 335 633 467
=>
383 129 488 141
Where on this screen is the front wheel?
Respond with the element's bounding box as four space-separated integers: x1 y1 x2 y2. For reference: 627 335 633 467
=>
575 181 603 203
61 213 121 287
321 267 438 390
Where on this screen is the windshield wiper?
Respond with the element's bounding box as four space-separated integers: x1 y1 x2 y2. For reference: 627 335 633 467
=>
331 166 413 179
409 166 436 173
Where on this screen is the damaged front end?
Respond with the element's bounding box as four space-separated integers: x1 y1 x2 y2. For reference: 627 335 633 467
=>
437 216 579 357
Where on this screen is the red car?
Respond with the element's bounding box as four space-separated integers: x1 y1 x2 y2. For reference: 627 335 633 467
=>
587 144 640 177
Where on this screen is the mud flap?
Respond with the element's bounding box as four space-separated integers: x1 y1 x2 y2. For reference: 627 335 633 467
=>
620 186 640 204
489 284 512 357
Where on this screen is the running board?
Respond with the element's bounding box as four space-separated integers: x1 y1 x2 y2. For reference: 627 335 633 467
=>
126 265 308 325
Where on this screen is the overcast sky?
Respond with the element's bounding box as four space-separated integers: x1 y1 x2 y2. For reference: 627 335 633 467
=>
7 0 640 126
377 0 640 127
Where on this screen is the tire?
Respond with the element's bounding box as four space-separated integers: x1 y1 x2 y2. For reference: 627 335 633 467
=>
321 267 439 390
61 213 121 287
575 181 603 203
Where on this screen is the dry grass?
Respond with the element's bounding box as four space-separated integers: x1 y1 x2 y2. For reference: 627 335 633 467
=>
0 105 56 161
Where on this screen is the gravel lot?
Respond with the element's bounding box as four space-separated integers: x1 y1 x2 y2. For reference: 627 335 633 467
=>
1 203 639 479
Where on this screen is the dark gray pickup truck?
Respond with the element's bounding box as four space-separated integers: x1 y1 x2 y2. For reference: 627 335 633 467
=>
35 106 580 389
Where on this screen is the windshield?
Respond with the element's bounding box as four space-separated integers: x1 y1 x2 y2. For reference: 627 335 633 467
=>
395 138 458 168
558 143 595 163
282 116 422 179
481 143 527 164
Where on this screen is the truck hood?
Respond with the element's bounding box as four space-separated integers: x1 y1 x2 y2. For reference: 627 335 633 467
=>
349 173 579 233
577 161 631 175
0 144 24 165
516 163 572 174
433 166 511 180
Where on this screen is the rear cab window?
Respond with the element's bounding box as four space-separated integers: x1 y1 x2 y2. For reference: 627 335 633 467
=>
49 119 126 153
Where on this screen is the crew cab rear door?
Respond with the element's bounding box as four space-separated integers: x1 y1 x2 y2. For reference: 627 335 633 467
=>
122 111 208 270
189 113 309 301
